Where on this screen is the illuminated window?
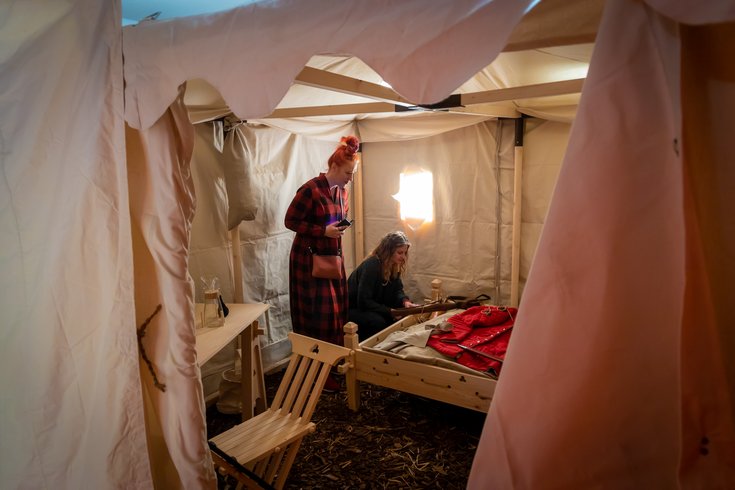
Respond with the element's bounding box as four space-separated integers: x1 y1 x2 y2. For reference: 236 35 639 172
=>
392 169 433 229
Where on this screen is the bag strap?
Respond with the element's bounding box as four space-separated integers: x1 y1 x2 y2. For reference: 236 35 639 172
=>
445 293 492 308
308 246 342 257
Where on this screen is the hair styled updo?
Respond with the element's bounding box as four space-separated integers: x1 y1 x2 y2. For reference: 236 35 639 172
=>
328 135 360 169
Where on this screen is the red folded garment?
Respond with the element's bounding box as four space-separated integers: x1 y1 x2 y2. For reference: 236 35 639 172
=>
427 305 517 374
447 305 517 329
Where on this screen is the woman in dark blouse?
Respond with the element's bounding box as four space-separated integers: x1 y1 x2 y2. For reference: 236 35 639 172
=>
347 231 419 338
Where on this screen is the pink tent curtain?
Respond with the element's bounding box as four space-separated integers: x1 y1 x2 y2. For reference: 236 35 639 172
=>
126 85 217 489
468 1 735 488
0 1 152 487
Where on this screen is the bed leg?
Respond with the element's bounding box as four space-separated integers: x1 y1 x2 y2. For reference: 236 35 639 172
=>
343 322 361 411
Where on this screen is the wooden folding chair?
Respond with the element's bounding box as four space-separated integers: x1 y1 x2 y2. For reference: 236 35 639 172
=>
209 332 353 489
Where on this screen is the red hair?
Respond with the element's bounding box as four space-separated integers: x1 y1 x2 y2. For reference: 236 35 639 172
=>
328 135 360 169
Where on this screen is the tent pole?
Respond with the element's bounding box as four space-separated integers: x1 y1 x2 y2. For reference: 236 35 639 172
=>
353 145 365 263
231 227 244 303
510 117 525 307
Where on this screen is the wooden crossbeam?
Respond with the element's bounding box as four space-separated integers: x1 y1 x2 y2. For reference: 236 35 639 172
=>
267 102 396 119
460 78 584 105
264 78 584 119
294 66 412 106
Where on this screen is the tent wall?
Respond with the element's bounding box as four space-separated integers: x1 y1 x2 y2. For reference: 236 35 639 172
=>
360 118 568 305
187 117 569 364
126 88 217 489
468 0 735 487
0 1 151 488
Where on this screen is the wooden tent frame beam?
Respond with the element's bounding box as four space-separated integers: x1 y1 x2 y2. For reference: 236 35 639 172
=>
265 78 584 119
461 78 585 105
268 102 396 119
294 66 413 106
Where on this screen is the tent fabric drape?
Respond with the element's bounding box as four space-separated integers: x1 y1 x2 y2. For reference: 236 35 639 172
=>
182 39 590 129
0 1 152 488
126 85 217 490
468 1 735 488
678 20 735 482
122 0 534 130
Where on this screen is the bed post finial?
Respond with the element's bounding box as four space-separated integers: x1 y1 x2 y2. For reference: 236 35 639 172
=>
430 279 443 302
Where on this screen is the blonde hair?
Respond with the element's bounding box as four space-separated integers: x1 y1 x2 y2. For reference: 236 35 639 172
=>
371 231 410 282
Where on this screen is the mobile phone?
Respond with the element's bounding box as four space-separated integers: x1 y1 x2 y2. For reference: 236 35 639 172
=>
336 218 353 228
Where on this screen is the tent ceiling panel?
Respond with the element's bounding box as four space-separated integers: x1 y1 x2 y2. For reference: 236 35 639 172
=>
456 45 593 93
185 44 593 122
174 1 600 124
125 0 546 129
503 0 603 51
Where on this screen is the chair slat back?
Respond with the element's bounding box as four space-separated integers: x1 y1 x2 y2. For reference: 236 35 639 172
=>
210 333 352 489
268 333 351 422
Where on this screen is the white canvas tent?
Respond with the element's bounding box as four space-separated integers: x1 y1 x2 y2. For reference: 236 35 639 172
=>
180 3 597 384
1 0 734 489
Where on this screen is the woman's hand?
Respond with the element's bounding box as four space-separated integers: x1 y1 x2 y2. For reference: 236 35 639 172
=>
325 223 348 239
392 301 419 320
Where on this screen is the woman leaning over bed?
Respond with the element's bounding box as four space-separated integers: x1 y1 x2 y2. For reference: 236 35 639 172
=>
285 135 359 348
347 231 420 339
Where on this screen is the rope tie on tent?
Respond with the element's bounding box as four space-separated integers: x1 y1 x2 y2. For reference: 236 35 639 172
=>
137 304 166 392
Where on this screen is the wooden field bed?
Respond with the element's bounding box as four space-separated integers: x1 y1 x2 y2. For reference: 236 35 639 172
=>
343 313 496 413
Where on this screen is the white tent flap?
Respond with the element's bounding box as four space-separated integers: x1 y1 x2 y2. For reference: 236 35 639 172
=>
0 1 152 488
123 0 533 129
468 1 735 487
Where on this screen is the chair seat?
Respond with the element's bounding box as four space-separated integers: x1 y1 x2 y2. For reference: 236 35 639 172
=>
209 332 353 488
211 410 315 467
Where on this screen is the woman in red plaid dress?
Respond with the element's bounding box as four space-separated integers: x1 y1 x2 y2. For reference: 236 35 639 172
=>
285 136 359 347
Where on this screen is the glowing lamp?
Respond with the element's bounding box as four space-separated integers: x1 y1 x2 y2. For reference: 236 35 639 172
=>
392 170 433 229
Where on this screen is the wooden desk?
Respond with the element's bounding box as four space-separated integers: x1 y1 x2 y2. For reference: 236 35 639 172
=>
195 303 269 421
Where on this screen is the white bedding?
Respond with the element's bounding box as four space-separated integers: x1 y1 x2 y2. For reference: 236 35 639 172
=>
362 310 495 378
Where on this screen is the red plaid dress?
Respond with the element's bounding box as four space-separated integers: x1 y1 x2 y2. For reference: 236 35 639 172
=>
285 173 348 345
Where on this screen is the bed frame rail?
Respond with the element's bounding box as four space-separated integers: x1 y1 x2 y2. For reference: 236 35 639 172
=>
343 322 494 413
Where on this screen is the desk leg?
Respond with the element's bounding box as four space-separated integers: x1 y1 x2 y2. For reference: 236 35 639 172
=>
252 323 267 414
240 320 267 422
